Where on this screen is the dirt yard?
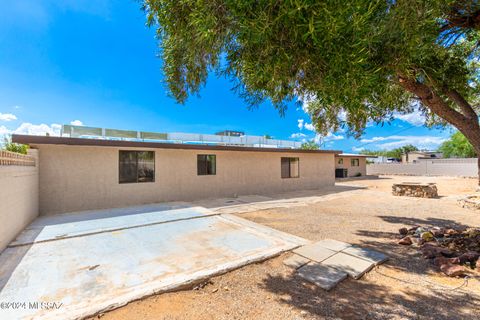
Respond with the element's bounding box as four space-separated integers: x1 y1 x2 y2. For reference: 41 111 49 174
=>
92 176 480 320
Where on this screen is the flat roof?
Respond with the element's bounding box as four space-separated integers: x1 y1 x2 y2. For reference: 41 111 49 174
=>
12 134 342 154
336 153 377 158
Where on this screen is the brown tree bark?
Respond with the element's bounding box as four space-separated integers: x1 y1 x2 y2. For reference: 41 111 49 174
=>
397 75 480 185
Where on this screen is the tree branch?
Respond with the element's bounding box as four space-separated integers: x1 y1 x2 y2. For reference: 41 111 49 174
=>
444 89 479 121
441 3 480 32
397 75 467 126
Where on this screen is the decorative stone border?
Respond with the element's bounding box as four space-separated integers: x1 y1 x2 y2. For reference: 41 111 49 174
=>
458 195 480 210
392 182 438 198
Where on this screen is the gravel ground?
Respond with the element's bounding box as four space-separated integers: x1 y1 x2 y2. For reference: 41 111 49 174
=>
91 176 480 320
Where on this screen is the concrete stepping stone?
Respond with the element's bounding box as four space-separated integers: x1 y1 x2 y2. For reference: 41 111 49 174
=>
283 254 311 269
293 243 337 263
297 262 348 291
315 239 351 251
321 252 375 280
342 246 389 266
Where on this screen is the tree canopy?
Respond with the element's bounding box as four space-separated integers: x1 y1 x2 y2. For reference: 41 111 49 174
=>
144 1 478 131
143 0 480 181
300 140 320 150
362 144 418 159
2 136 28 155
439 131 476 158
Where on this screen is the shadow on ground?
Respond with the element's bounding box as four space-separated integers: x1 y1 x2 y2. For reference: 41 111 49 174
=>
260 268 477 319
196 184 366 210
352 216 476 276
377 216 471 230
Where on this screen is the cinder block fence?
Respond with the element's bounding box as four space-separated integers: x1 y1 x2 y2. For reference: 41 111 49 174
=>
367 158 478 177
0 150 38 252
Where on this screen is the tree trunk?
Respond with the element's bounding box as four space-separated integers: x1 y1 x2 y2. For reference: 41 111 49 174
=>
478 157 480 187
397 75 480 185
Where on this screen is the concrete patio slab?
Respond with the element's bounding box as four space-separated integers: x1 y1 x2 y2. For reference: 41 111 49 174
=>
293 242 337 263
283 254 311 269
315 239 351 251
321 252 375 280
9 203 210 246
297 262 348 291
0 206 307 320
342 246 389 266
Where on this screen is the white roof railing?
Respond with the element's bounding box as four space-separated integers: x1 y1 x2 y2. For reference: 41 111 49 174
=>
61 125 302 149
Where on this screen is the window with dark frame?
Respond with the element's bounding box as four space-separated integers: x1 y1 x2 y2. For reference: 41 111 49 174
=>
338 158 343 165
281 157 299 178
351 158 360 167
197 154 216 175
119 151 155 183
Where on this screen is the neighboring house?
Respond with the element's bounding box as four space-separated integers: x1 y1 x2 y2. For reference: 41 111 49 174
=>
13 134 341 215
368 156 400 163
334 154 373 178
402 151 443 163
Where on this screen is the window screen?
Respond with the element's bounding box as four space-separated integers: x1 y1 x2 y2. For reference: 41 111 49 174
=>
281 157 300 178
351 158 360 167
119 151 155 183
197 155 216 175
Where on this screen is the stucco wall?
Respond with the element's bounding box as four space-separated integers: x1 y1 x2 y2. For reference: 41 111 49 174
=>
335 157 366 177
35 145 335 215
0 150 39 252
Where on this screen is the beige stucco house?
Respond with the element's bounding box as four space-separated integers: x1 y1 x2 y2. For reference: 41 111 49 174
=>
13 134 341 215
334 153 372 178
401 151 443 163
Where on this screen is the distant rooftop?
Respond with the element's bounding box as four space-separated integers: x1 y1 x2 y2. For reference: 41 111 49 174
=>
336 153 377 158
60 124 301 149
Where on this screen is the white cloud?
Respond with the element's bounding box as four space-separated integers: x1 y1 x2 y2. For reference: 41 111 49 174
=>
0 125 11 136
352 146 365 152
297 93 315 114
297 119 304 130
290 133 307 139
394 107 426 126
314 132 344 144
13 123 61 136
324 132 344 141
304 122 316 132
360 135 446 150
0 113 17 121
360 136 389 143
70 120 84 126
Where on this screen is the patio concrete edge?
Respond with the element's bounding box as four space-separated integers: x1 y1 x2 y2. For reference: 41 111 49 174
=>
76 243 301 320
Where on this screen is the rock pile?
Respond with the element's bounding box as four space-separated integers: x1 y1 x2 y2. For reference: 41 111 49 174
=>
458 195 480 210
397 225 480 277
392 183 438 198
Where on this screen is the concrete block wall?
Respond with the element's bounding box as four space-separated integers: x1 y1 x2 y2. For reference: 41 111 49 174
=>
367 158 478 177
0 150 39 252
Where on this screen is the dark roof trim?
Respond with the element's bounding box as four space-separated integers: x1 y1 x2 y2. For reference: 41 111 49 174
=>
12 135 342 154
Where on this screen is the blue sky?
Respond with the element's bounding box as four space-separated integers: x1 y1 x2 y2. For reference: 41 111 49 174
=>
0 0 454 152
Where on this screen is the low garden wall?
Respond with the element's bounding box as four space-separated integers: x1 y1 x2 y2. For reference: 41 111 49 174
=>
0 150 39 252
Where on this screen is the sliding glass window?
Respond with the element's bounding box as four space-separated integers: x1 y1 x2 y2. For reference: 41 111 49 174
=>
119 151 155 183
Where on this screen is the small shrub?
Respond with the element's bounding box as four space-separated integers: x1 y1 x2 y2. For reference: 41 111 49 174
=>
2 136 29 155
